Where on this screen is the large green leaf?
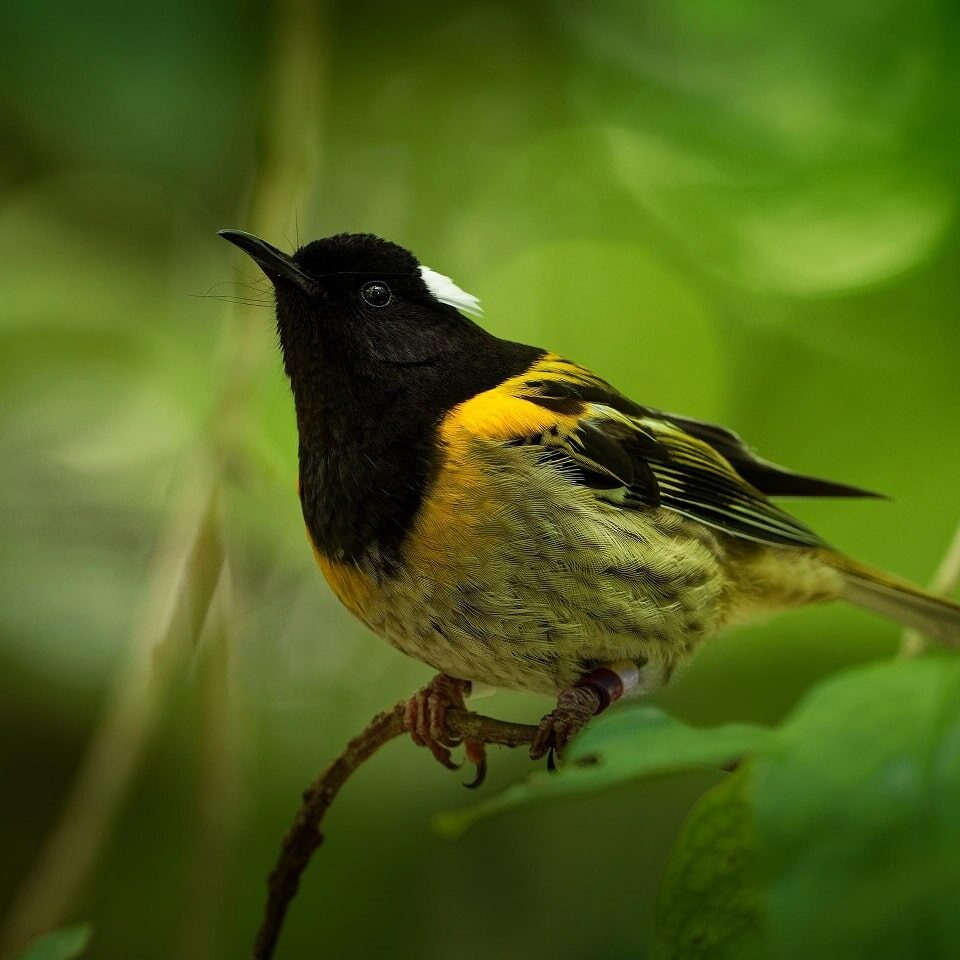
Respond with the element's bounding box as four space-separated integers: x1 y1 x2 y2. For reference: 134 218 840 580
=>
754 655 960 960
653 766 763 960
434 705 769 838
15 924 92 960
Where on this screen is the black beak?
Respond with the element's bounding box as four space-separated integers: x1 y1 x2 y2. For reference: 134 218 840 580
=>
218 229 314 293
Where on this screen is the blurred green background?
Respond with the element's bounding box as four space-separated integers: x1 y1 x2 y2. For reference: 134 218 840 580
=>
1 1 958 957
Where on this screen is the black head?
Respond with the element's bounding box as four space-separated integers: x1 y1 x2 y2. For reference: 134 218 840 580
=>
218 229 486 379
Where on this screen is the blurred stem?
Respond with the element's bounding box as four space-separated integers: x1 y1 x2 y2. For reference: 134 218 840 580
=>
176 566 244 960
900 519 960 657
213 0 328 457
0 2 329 955
0 486 223 958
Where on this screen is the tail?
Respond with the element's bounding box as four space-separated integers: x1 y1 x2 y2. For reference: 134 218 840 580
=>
835 557 960 647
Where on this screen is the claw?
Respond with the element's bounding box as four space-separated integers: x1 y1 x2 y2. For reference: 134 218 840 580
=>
462 738 487 788
427 739 460 771
463 753 487 789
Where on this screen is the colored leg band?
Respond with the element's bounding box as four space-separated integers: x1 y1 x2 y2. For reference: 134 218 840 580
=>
574 661 642 714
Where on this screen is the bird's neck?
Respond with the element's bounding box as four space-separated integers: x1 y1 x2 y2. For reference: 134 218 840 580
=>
290 363 434 568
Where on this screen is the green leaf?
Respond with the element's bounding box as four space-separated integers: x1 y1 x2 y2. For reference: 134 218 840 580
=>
653 766 763 960
753 655 960 960
434 705 769 838
15 923 92 960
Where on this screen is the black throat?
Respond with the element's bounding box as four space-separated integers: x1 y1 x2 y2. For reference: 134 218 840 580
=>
293 330 543 567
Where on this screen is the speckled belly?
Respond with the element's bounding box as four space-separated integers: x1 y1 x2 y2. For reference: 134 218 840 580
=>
317 441 735 695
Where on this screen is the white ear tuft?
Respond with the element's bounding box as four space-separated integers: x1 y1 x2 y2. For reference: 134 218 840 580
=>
419 266 483 319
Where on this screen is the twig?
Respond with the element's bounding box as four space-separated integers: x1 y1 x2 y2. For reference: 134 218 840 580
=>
900 519 960 657
251 704 537 960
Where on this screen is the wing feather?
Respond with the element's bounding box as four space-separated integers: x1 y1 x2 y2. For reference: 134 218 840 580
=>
516 357 884 501
508 361 829 548
654 410 885 500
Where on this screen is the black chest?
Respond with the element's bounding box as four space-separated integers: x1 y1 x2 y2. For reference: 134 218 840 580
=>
298 408 436 565
289 336 544 566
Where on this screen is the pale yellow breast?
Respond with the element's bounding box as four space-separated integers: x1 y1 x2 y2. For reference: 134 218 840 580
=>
381 435 730 693
311 420 840 696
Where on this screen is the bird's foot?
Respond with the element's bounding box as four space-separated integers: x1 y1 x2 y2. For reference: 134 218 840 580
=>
403 674 487 787
530 662 643 766
529 686 601 766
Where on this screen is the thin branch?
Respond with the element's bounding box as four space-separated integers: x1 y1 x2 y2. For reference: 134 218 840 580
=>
251 704 537 960
900 519 960 657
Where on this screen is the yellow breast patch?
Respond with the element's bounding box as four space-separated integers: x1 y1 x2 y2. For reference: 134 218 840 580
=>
310 538 380 629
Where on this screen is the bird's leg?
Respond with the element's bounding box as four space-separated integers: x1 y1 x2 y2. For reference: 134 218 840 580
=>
403 673 487 786
530 661 643 764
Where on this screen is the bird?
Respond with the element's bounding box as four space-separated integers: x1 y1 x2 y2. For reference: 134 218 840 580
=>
219 227 960 782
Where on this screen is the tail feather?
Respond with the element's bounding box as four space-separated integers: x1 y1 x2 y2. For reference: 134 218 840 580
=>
837 558 960 647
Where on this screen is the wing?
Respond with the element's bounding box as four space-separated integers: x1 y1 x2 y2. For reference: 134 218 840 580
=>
650 410 885 499
511 399 827 548
517 355 884 501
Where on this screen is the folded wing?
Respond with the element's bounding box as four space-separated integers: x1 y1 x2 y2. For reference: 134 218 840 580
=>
509 357 883 549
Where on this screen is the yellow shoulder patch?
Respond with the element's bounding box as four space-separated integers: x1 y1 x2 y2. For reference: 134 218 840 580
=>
439 353 580 445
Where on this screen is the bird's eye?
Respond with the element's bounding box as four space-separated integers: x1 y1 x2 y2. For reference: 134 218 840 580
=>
360 281 391 307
